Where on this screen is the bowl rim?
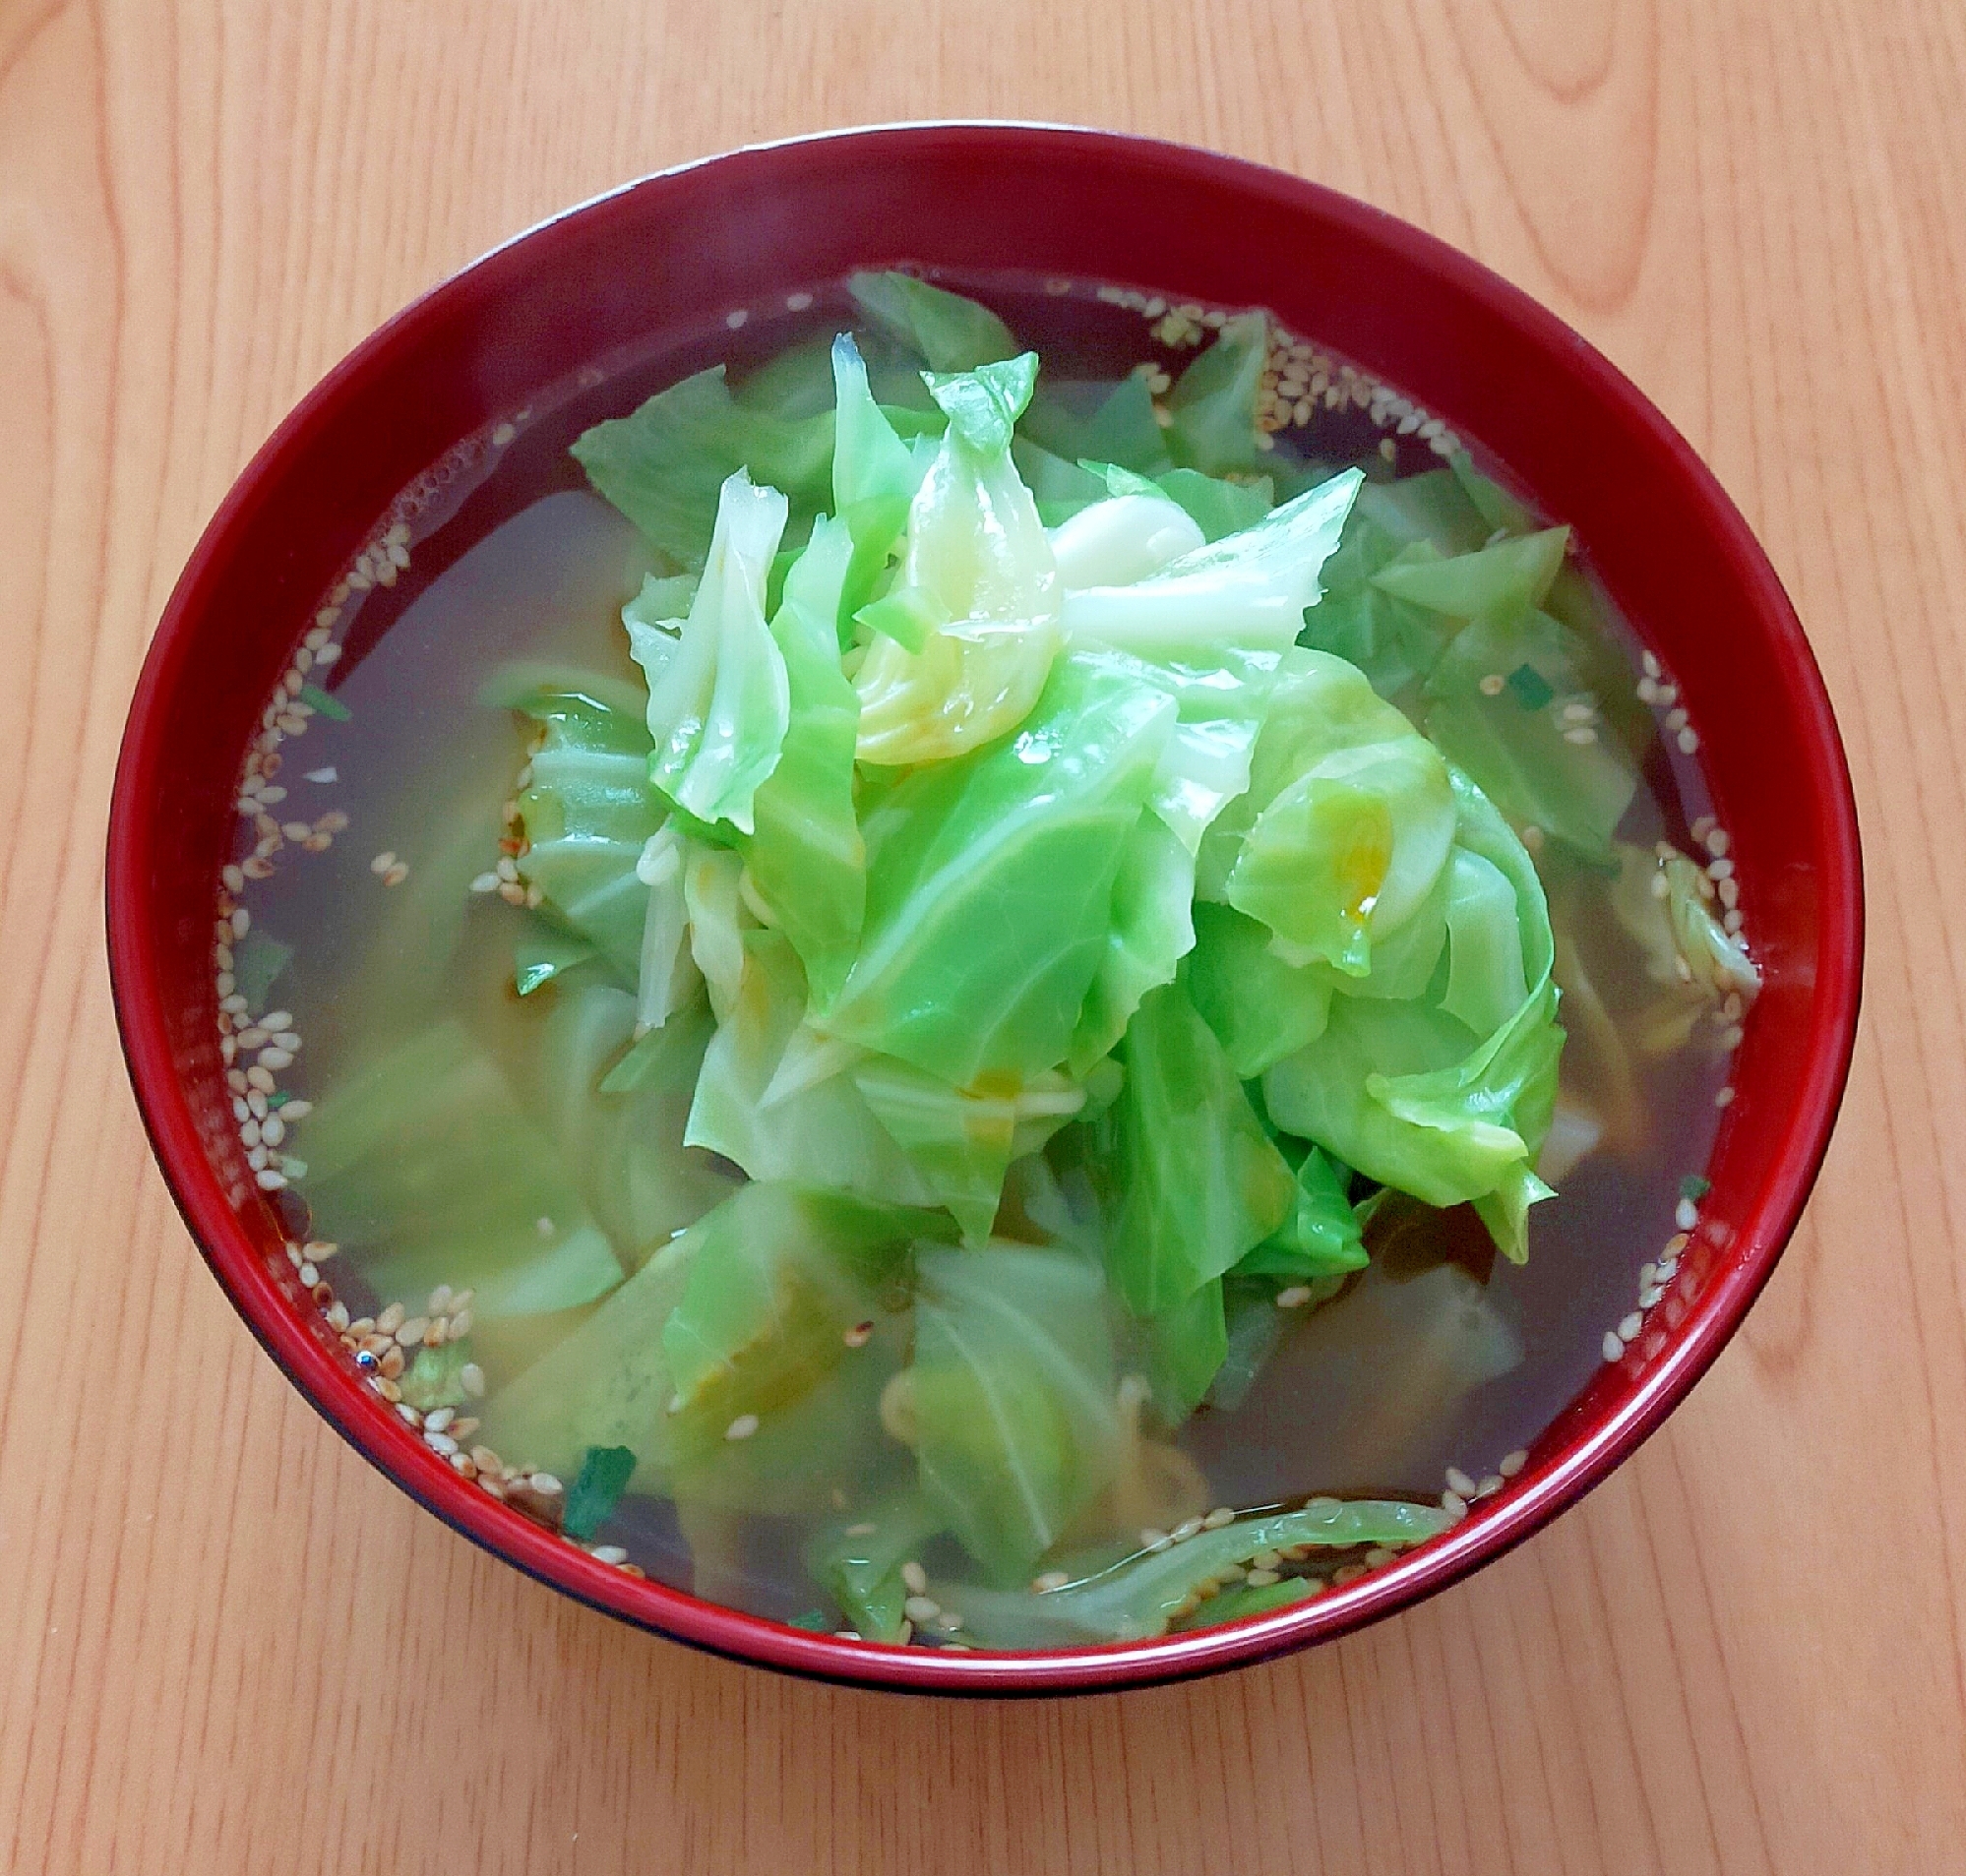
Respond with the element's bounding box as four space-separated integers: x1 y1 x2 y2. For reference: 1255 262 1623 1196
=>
106 119 1864 1696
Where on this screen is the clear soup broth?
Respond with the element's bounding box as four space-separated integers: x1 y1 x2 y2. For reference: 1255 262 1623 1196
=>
214 271 1756 1647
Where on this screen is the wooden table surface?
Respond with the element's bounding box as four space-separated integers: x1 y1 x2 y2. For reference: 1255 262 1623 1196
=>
5 1 1963 1869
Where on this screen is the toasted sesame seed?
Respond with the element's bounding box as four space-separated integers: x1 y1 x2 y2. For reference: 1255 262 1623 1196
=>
1140 1528 1171 1552
725 1414 760 1441
1202 1507 1236 1530
376 1302 405 1335
1172 1517 1203 1543
1365 1547 1397 1569
900 1560 928 1595
1032 1571 1072 1593
1245 1569 1281 1588
1479 673 1505 696
1603 1330 1625 1362
383 863 409 887
842 1320 874 1349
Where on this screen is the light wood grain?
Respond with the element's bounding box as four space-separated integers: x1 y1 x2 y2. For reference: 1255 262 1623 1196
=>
2 0 1961 1869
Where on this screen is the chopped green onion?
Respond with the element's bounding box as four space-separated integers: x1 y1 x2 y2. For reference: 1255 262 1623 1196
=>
563 1444 637 1542
1505 662 1554 711
1680 1174 1712 1202
299 683 350 721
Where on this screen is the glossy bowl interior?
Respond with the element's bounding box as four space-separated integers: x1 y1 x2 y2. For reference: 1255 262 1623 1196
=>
107 123 1861 1694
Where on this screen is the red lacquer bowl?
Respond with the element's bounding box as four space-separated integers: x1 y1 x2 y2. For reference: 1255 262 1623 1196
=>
106 124 1862 1694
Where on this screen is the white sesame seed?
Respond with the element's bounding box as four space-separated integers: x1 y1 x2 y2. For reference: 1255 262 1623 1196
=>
1500 1448 1528 1478
900 1560 928 1595
383 863 409 887
396 1316 429 1347
1442 1490 1468 1520
1665 706 1690 733
469 872 499 893
425 1431 460 1457
259 1048 294 1070
1676 1197 1699 1232
1445 1466 1476 1497
1602 1331 1625 1362
255 1168 288 1191
1275 1284 1314 1309
314 643 340 667
1477 1476 1504 1498
370 851 396 875
245 1066 276 1093
529 1473 563 1496
1722 1024 1745 1051
1172 1517 1203 1543
842 1321 873 1349
1714 1086 1736 1109
725 1414 760 1441
1563 725 1598 745
903 1595 940 1623
590 1545 629 1566
1479 673 1505 696
1032 1571 1071 1593
1618 1311 1643 1343
280 1100 313 1120
460 1363 486 1398
1678 728 1700 754
1244 1569 1281 1588
1636 678 1660 703
1140 1528 1171 1552
423 1406 455 1433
